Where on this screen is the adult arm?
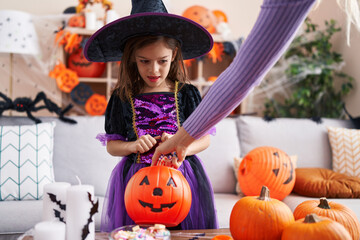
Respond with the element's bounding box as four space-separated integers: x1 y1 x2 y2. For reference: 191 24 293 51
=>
153 0 316 162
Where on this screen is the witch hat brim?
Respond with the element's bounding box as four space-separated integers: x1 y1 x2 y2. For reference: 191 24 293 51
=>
84 12 213 62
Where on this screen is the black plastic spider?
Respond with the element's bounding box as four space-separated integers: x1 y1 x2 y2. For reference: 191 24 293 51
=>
0 91 77 124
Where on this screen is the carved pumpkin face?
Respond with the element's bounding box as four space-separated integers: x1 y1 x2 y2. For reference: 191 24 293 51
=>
85 94 107 116
56 69 80 93
238 146 295 200
182 5 216 34
124 166 192 227
68 15 85 28
67 48 106 78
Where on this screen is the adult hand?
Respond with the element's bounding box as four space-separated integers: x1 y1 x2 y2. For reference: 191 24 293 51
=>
151 127 195 167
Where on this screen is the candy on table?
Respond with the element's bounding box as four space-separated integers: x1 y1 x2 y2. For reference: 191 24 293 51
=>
112 224 170 240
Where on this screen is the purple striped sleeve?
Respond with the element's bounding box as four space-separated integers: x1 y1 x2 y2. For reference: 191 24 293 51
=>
183 0 316 139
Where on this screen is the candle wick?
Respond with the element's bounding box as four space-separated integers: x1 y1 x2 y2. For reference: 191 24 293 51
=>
75 175 82 185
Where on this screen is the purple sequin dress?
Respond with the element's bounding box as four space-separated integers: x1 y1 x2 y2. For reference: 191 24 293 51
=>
98 84 218 232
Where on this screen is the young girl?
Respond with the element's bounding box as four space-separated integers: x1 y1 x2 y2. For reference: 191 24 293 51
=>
85 0 218 232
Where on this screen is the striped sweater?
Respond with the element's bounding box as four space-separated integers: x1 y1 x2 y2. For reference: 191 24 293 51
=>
183 0 316 139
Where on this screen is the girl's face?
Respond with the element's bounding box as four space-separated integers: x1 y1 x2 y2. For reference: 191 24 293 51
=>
135 40 176 93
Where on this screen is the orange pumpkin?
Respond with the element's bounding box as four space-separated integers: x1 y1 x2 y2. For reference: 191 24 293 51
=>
124 166 192 227
238 146 295 200
85 94 107 115
68 48 106 78
68 14 85 28
230 186 294 240
293 197 360 240
281 213 352 240
182 6 216 34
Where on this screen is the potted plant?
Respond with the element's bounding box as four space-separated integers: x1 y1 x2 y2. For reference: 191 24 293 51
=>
263 18 354 120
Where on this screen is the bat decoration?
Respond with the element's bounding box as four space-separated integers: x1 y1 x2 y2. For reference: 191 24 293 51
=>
54 209 66 223
48 193 66 210
48 193 66 222
81 192 99 240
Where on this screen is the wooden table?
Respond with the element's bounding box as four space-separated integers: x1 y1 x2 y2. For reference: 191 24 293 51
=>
22 228 231 240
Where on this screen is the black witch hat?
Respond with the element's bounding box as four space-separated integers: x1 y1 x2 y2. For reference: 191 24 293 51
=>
84 0 213 62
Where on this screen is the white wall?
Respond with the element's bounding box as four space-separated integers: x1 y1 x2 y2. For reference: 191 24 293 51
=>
1 0 359 116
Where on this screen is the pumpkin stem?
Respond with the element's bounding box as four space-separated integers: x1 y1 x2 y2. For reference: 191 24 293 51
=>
304 213 322 223
318 197 331 209
258 186 270 201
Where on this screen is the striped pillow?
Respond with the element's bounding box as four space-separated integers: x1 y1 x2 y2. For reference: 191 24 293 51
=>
328 126 360 177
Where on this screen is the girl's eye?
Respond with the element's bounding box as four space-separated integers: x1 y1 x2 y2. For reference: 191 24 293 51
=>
159 60 168 64
140 60 149 64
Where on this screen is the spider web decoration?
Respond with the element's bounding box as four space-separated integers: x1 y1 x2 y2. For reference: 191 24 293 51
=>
244 28 345 116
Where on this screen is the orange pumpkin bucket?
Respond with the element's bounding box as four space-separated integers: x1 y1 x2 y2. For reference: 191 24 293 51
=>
124 166 192 227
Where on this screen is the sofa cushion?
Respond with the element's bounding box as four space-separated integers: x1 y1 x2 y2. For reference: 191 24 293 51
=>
236 116 353 169
0 122 55 201
294 168 360 198
327 126 360 177
0 116 118 197
197 118 241 194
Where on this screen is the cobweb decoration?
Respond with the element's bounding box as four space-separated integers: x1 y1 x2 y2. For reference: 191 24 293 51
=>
0 14 89 115
243 26 346 116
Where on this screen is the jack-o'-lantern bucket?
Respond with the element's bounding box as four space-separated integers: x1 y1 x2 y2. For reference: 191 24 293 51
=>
124 166 192 227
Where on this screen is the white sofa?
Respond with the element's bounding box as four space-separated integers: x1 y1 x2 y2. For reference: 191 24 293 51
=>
0 115 359 238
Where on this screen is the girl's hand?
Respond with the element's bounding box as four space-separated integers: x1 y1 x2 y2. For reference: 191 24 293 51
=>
160 132 173 142
151 127 195 166
132 134 160 154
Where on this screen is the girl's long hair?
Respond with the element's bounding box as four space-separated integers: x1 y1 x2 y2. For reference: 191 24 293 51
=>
114 35 189 101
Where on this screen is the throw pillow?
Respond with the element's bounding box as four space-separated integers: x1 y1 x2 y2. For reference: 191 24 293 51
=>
233 155 297 196
327 126 360 177
0 122 56 201
293 168 360 198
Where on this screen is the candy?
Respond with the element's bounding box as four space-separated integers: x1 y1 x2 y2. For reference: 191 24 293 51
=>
112 224 170 240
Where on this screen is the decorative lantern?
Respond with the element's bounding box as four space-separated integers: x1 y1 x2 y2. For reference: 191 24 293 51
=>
238 146 295 200
67 48 106 78
124 166 192 227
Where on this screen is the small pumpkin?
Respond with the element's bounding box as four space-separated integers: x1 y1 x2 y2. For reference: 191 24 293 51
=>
238 146 295 200
68 14 85 28
85 94 107 116
230 186 294 240
124 166 192 227
281 213 352 240
293 197 360 240
68 48 106 78
182 5 217 34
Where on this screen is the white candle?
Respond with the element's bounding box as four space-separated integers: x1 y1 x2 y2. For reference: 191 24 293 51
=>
42 182 71 221
34 221 66 240
85 11 96 30
66 184 96 240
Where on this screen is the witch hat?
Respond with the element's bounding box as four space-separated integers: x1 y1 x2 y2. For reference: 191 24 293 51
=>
84 0 213 62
